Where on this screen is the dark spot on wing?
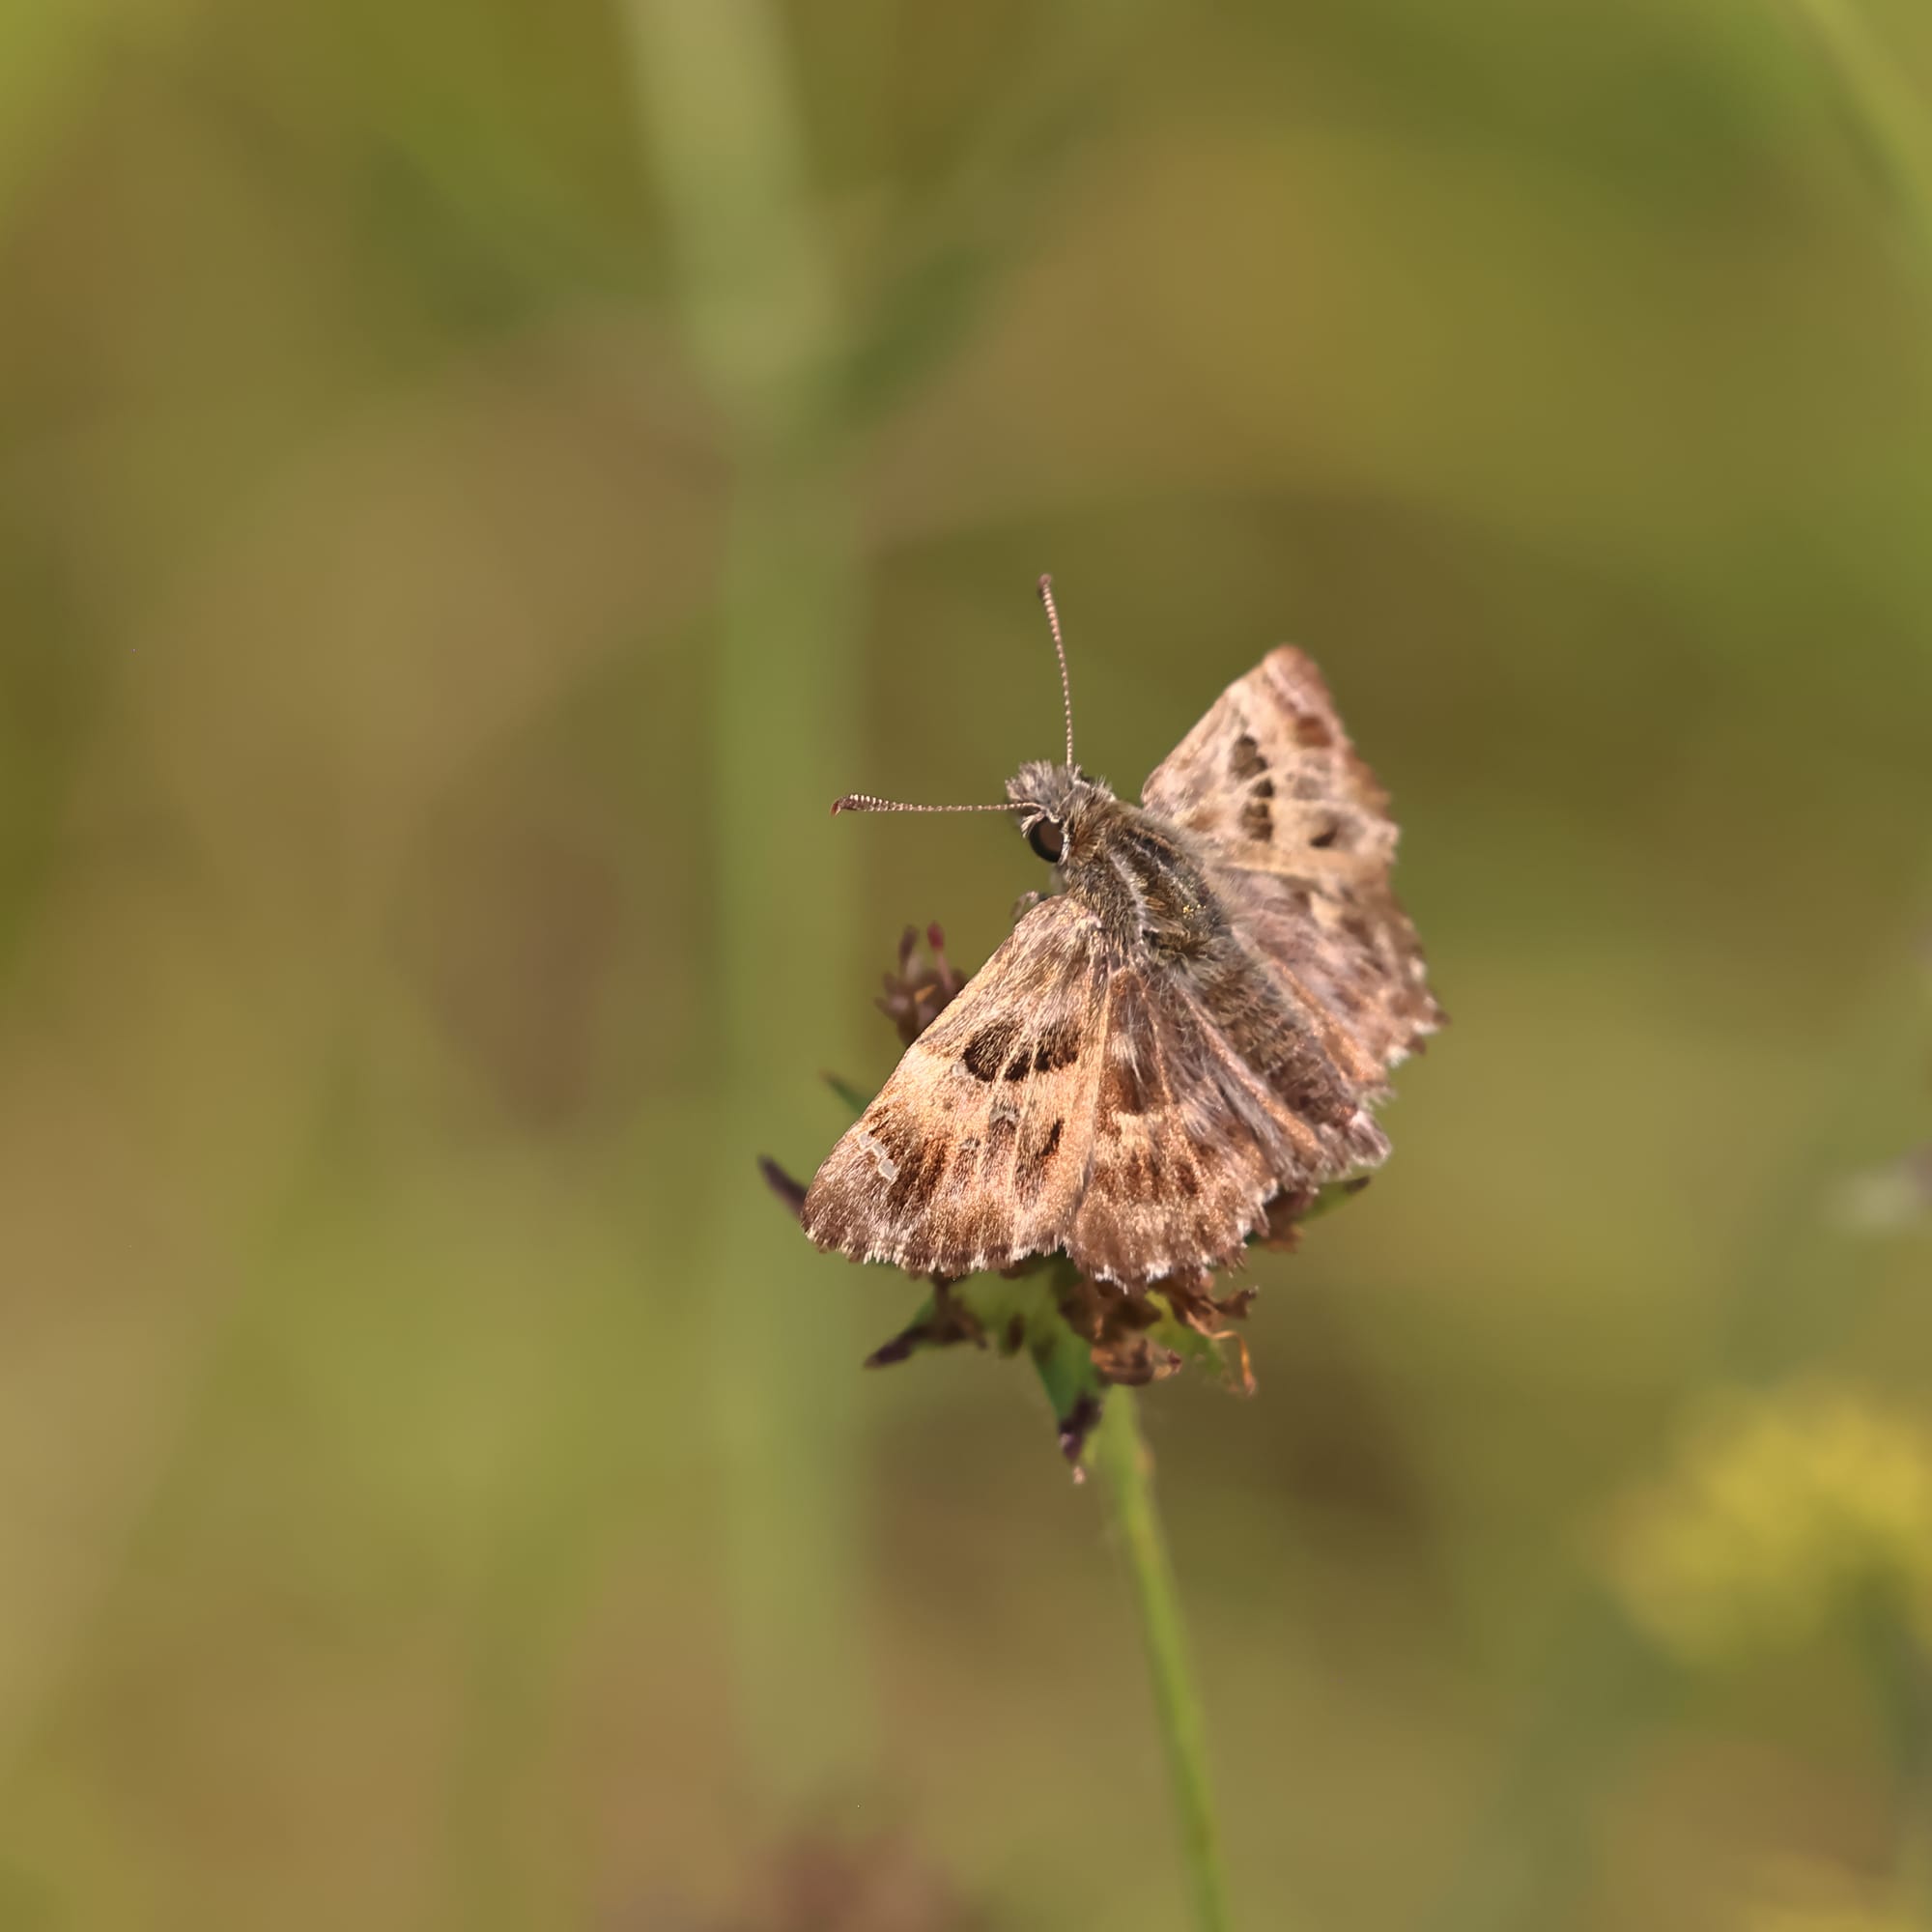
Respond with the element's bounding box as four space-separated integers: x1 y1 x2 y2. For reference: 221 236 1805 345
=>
1013 1114 1065 1205
1250 777 1274 799
1293 712 1334 748
1309 820 1340 849
1003 1050 1030 1081
962 1017 1021 1081
1100 1055 1147 1116
1098 976 1172 1118
942 1135 981 1197
1230 731 1266 781
864 1108 914 1170
886 1138 947 1216
1032 1018 1083 1073
1241 796 1274 841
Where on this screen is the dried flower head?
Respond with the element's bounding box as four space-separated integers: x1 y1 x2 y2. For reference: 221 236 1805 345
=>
727 1833 980 1932
875 923 966 1048
641 1832 980 1932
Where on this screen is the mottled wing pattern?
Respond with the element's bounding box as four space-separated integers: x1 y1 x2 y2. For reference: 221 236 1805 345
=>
1065 958 1385 1285
802 896 1106 1278
1142 647 1442 1069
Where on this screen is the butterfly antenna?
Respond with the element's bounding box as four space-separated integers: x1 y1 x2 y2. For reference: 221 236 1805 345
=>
831 794 1017 817
1037 574 1075 766
830 574 1073 815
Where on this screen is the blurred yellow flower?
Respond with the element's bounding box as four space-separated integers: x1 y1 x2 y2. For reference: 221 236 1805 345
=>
1750 1894 1922 1932
1741 1858 1926 1932
1609 1383 1932 1663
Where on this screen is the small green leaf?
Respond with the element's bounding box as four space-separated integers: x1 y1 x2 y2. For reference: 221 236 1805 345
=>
820 1070 872 1118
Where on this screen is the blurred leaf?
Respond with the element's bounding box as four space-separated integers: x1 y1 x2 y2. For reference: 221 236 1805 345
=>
1782 0 1932 273
838 0 1163 428
0 0 114 220
318 0 652 314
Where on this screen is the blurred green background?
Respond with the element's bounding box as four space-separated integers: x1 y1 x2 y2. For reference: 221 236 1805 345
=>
3 1 1931 1927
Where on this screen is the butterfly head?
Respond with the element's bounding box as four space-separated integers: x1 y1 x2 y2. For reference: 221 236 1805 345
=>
1007 759 1107 866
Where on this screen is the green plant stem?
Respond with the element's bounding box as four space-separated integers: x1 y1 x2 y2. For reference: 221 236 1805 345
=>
1857 1599 1932 1917
1091 1388 1235 1932
620 0 873 1805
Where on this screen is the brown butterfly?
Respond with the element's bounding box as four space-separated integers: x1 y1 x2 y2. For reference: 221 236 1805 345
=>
801 578 1442 1291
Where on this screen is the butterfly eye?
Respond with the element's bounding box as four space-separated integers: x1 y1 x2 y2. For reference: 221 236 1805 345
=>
1026 817 1065 864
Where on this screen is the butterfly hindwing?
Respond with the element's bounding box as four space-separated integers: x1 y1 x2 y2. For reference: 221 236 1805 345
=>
1066 961 1353 1284
1141 646 1392 868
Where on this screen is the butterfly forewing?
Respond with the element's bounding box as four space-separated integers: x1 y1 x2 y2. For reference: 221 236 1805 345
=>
801 896 1107 1278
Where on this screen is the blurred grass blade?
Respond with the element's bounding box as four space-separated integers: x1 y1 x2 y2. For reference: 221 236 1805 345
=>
621 0 838 434
619 0 874 1806
838 0 1163 428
